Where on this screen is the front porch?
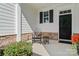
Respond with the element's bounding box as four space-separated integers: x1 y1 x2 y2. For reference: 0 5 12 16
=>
33 40 77 56
0 3 79 56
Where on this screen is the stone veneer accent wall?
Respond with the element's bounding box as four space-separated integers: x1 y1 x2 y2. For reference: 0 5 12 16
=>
73 33 79 35
21 33 32 41
33 32 58 40
0 33 32 48
21 32 58 41
42 32 58 40
0 34 16 48
0 32 58 48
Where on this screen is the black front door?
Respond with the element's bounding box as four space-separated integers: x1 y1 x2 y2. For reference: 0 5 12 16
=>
59 14 72 41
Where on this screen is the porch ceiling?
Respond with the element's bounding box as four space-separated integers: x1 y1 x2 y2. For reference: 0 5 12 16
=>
20 3 78 10
22 3 65 10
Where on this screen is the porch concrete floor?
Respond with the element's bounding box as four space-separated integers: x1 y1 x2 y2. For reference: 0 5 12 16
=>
32 43 49 56
43 40 78 56
32 40 78 56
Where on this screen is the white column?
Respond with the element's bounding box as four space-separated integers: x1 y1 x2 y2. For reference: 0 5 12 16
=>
16 4 21 42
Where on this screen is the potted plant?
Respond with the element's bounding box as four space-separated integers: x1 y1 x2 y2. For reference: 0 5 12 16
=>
71 34 79 55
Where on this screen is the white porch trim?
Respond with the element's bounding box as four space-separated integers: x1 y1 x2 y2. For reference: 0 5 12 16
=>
16 4 21 42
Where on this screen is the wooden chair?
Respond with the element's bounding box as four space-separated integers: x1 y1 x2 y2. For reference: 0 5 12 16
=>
32 32 42 43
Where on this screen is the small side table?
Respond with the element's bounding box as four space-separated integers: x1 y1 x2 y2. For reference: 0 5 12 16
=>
42 36 49 44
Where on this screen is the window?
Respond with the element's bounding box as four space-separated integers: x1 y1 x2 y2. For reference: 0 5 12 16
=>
40 9 53 24
59 9 71 14
43 11 49 23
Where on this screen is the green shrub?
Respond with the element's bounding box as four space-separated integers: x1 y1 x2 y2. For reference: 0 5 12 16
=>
3 41 32 56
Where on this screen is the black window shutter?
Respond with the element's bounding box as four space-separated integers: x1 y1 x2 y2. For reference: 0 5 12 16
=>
49 10 53 23
40 12 43 23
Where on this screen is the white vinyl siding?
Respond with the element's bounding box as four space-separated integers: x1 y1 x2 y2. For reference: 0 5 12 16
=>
0 3 16 36
21 13 32 34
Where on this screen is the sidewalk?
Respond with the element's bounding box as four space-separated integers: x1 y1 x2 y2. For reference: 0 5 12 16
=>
32 43 49 56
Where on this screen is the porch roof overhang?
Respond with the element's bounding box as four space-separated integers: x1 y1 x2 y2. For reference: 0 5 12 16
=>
19 3 66 10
